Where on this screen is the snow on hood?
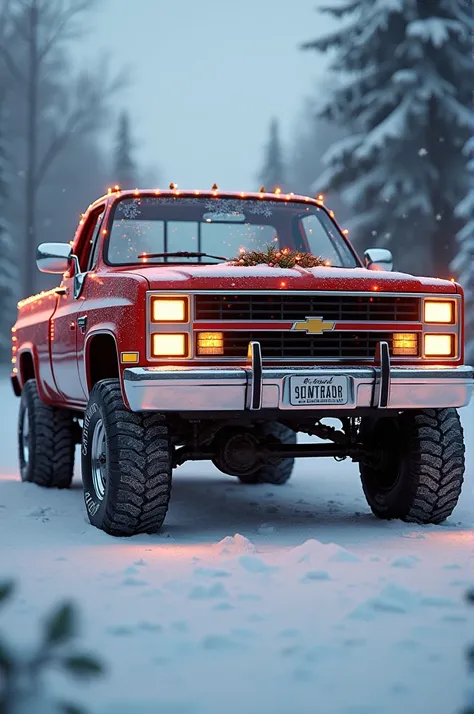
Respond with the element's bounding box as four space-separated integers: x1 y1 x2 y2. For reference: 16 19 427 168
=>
129 262 457 294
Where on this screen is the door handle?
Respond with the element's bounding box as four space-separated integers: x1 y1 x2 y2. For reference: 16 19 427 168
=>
77 315 88 333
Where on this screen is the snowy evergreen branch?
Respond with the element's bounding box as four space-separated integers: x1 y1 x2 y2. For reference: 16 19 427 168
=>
258 118 287 192
453 136 474 363
0 581 104 714
302 0 473 277
0 104 18 362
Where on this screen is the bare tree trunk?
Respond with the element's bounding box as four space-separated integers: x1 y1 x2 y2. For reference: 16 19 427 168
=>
24 0 38 298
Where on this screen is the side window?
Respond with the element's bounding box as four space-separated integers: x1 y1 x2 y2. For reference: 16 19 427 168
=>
87 212 105 270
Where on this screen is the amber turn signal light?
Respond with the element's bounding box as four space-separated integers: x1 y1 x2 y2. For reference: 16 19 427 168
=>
197 332 224 355
392 333 418 356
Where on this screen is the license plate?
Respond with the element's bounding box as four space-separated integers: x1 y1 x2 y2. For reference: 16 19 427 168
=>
289 376 349 406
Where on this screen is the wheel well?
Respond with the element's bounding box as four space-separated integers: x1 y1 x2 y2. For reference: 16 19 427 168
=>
87 334 119 389
19 352 35 384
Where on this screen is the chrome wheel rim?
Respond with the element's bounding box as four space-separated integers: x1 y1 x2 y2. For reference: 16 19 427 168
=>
21 406 29 465
91 418 107 500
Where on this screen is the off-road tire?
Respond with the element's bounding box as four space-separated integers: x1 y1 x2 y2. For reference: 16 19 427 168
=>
18 379 75 488
81 379 172 537
359 408 465 524
238 422 297 485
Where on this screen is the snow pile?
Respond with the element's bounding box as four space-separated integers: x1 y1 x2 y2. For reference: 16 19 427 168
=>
0 374 472 714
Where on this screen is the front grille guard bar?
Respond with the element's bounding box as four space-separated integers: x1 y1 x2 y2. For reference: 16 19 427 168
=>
246 339 391 412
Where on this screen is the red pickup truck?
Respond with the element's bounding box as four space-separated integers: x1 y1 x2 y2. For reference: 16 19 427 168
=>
10 189 473 536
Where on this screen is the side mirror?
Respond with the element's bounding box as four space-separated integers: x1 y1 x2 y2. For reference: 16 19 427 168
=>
36 243 73 274
364 248 393 272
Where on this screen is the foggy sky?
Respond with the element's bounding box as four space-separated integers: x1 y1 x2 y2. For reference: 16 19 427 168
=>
78 0 333 191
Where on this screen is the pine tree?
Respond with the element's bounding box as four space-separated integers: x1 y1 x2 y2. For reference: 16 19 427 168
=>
0 106 17 362
453 136 474 363
302 0 473 277
113 111 137 189
258 118 287 192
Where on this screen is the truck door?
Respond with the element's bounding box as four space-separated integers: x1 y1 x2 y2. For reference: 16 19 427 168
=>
50 207 104 405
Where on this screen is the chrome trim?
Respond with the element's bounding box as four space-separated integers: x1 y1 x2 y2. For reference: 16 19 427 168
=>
246 341 263 410
36 242 72 274
122 362 473 413
72 255 87 299
372 341 391 408
364 248 393 272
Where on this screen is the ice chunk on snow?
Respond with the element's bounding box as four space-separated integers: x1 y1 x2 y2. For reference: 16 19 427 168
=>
188 582 228 600
217 533 257 555
327 547 361 563
121 576 148 587
370 584 419 613
194 567 231 578
123 566 139 575
301 570 330 582
286 539 361 565
391 555 420 568
238 555 278 574
348 583 419 620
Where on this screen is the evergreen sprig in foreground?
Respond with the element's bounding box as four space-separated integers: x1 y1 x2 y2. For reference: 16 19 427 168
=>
462 588 474 714
0 581 104 714
232 246 327 269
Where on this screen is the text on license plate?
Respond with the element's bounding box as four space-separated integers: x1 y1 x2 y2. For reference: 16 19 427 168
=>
289 376 349 406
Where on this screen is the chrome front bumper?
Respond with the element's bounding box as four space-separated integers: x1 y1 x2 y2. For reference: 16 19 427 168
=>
123 356 474 414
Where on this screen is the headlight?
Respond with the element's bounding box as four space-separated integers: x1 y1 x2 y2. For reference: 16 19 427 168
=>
392 333 418 356
424 300 455 324
151 297 188 323
152 333 188 357
197 332 224 355
424 334 455 357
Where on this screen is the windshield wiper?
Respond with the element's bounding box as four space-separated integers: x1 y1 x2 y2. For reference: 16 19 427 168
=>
137 251 228 261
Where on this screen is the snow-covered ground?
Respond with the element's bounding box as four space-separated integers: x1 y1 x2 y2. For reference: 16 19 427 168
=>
0 369 472 714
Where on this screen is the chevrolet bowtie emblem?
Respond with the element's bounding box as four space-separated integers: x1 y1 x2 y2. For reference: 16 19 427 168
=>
291 317 336 334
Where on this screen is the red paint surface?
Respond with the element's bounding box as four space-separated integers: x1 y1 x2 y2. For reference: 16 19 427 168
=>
11 190 463 409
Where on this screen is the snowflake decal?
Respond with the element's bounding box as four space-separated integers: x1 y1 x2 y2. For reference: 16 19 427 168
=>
151 197 201 206
204 199 276 218
117 199 142 219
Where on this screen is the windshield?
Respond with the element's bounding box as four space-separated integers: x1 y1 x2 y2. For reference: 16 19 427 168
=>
106 196 358 268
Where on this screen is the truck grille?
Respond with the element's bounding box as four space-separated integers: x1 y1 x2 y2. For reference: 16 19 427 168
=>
195 293 421 322
196 331 417 360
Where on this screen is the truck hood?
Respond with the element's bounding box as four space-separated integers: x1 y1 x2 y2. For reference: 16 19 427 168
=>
129 263 457 294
